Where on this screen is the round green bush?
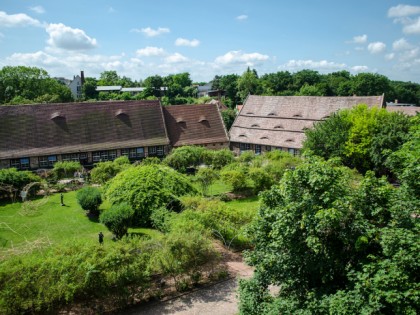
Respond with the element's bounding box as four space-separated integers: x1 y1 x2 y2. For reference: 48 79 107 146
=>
76 186 102 214
105 164 197 226
100 202 134 239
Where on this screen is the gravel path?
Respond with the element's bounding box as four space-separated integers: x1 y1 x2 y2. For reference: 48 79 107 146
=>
121 249 254 315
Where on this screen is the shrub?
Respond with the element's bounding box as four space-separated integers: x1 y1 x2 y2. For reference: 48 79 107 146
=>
150 207 175 233
220 169 252 194
76 186 102 214
52 161 82 179
210 149 235 169
105 164 197 226
0 168 41 200
195 167 219 196
139 156 161 166
100 202 134 239
163 146 206 172
90 159 130 185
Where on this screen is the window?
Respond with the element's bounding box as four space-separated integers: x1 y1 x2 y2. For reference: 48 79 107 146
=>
10 157 30 170
148 146 164 157
156 146 164 156
240 143 251 153
266 146 272 151
122 147 145 159
62 153 80 162
39 155 57 168
288 148 300 156
255 145 261 155
149 146 157 155
92 150 117 162
276 147 283 151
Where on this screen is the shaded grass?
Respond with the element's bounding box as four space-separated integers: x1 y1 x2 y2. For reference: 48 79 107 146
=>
0 191 112 254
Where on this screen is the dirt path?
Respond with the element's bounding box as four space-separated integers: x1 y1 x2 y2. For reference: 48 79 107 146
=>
121 247 254 315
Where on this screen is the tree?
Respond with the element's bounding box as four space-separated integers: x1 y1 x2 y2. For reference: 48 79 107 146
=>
237 68 260 102
163 146 206 173
100 202 134 239
350 73 390 96
195 167 218 196
221 109 236 130
105 164 197 226
97 70 120 86
52 161 82 179
90 157 130 185
0 66 73 104
82 77 98 100
76 186 102 215
239 158 419 314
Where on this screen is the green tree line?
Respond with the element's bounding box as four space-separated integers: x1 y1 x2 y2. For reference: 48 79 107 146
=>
1 66 420 107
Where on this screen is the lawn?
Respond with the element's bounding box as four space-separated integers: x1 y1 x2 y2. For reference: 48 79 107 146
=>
0 191 111 256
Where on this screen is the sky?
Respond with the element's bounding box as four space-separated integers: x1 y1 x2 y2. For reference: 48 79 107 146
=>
1 1 420 83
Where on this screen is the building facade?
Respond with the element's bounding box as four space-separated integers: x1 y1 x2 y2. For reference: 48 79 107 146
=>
0 100 170 170
229 95 385 156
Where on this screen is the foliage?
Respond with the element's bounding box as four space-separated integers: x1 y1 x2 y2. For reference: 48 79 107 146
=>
195 167 219 196
0 238 153 314
52 161 82 179
220 169 252 194
100 202 134 239
304 105 412 176
0 66 73 104
138 156 161 166
221 108 236 130
76 186 102 213
237 68 260 102
179 196 256 249
239 158 419 314
90 157 130 185
163 146 206 172
105 164 197 226
0 168 41 200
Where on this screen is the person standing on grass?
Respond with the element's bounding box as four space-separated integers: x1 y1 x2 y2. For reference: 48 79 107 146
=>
60 193 64 206
98 231 104 245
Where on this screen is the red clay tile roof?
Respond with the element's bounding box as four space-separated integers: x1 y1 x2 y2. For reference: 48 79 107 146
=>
0 100 169 159
385 105 419 116
163 104 228 147
230 95 384 149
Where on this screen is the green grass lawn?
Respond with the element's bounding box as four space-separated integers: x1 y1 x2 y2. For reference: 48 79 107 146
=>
0 191 112 255
225 195 260 212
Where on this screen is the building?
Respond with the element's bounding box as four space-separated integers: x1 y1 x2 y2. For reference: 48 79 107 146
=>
163 104 229 149
385 105 419 116
229 95 384 156
0 100 170 170
55 71 84 100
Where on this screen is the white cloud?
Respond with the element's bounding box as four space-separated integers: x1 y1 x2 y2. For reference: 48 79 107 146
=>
165 53 188 63
351 34 367 44
351 65 369 72
388 4 420 17
132 27 170 37
399 48 419 62
236 15 248 20
403 17 420 34
0 11 41 27
46 23 97 50
215 50 269 66
392 38 412 51
136 46 165 57
29 6 45 14
279 59 346 71
367 42 386 54
175 38 200 47
385 53 395 60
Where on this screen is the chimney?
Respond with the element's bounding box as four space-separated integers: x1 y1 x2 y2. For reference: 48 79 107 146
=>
80 70 85 85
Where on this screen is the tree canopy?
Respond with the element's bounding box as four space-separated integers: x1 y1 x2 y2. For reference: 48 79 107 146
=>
239 157 419 314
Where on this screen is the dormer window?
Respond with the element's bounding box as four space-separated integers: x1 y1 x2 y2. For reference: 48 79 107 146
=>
50 112 65 120
274 125 283 129
251 124 260 128
198 116 207 122
260 136 269 140
268 112 276 116
286 139 294 142
239 134 247 138
115 109 127 117
246 112 254 115
176 117 185 123
293 114 303 118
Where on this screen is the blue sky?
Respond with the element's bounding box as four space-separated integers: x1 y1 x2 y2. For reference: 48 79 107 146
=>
1 1 420 83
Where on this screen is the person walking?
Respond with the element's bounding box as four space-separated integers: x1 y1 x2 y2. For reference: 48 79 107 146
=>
98 231 104 245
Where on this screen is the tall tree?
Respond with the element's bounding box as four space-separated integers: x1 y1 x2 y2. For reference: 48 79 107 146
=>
237 68 259 102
